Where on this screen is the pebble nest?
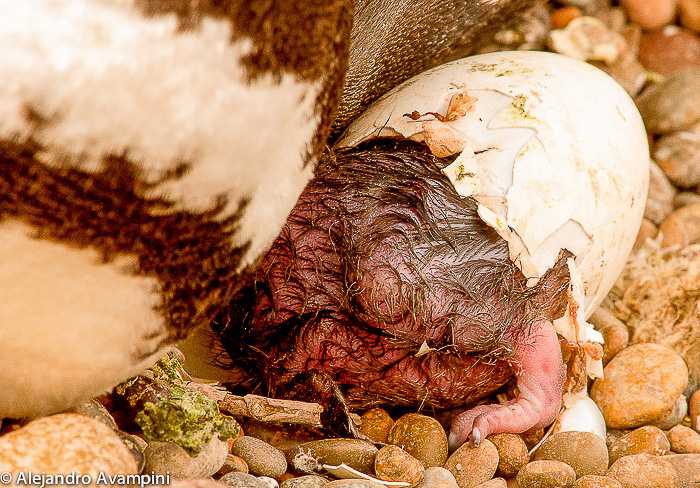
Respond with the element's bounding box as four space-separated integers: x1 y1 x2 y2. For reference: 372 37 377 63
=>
3 0 700 486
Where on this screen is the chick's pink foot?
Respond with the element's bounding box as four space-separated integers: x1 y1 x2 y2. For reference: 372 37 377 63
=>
448 319 565 449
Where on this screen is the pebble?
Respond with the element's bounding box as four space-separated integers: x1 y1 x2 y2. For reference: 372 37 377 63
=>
674 191 700 208
659 203 700 247
652 394 688 429
487 433 529 478
215 454 249 477
633 219 658 251
291 439 378 475
374 445 424 488
220 472 272 488
144 436 229 479
280 475 328 488
636 68 700 135
663 454 700 485
550 6 582 29
608 426 670 465
680 0 700 32
69 400 119 430
444 439 499 488
654 122 700 188
573 475 623 488
414 467 459 488
598 320 630 366
516 460 576 488
167 479 232 488
590 343 689 429
619 0 677 30
667 425 700 453
592 42 648 97
231 436 287 479
0 413 138 475
358 409 394 444
117 430 147 473
534 431 608 477
606 454 678 488
689 389 700 430
387 414 448 468
644 161 677 226
638 26 700 76
260 477 280 488
474 479 506 488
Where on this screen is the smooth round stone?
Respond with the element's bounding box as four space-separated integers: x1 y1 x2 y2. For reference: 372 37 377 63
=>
534 431 608 477
144 436 229 479
516 460 576 488
606 454 678 488
374 445 423 488
660 203 700 247
667 425 700 453
168 479 232 488
217 454 250 477
414 467 458 488
0 413 138 475
232 436 287 478
599 322 629 366
680 0 700 32
220 472 271 488
608 426 670 465
260 477 280 488
644 162 676 226
654 122 700 188
633 219 658 252
689 389 700 430
291 439 378 475
639 27 700 76
573 475 623 488
358 409 394 444
487 433 529 478
444 439 498 488
637 68 700 135
620 0 677 30
474 478 506 488
663 454 700 485
550 6 582 29
590 343 689 429
69 400 119 430
388 414 448 468
674 191 700 208
280 475 328 488
117 430 147 473
652 394 688 430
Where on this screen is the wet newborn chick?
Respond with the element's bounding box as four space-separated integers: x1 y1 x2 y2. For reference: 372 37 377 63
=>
216 139 570 448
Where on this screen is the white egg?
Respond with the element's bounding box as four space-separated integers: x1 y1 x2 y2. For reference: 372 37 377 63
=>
337 51 649 322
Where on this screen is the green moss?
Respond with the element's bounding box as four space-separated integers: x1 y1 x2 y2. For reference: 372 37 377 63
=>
130 355 241 456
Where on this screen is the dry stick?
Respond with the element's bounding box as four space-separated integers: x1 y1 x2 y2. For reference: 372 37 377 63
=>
213 390 325 429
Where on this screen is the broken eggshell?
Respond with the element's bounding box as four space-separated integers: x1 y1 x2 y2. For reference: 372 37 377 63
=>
336 51 649 363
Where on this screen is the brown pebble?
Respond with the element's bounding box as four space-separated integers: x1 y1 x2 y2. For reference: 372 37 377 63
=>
488 433 528 478
388 414 448 468
358 409 394 444
659 203 700 247
516 460 576 488
291 439 378 476
636 68 700 135
215 454 249 477
599 321 630 365
667 424 700 453
444 440 499 488
645 162 676 226
620 0 677 30
573 475 623 488
606 454 678 488
654 122 700 188
374 445 424 488
681 0 700 32
639 26 700 76
534 431 608 477
590 343 689 429
689 389 700 431
663 453 700 485
674 191 700 208
551 7 582 29
608 426 670 465
474 478 507 488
